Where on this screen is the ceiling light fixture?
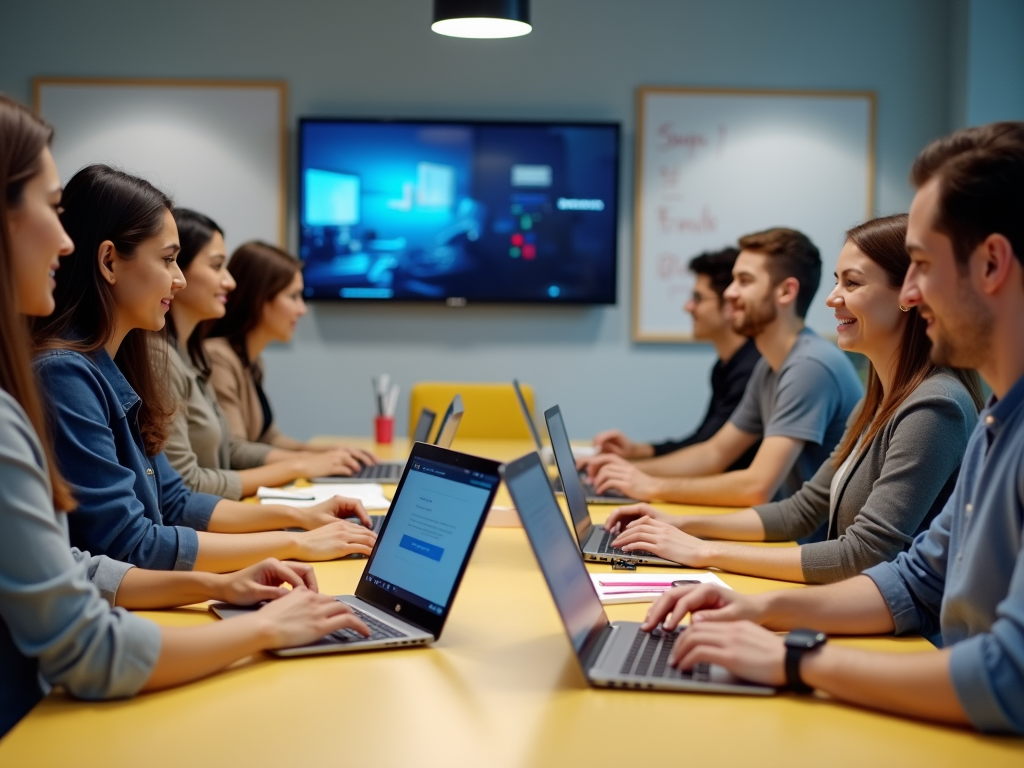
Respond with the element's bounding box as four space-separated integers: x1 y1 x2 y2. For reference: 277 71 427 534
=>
432 0 532 39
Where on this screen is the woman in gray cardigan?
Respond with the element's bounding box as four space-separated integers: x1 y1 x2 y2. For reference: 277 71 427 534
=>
162 209 368 498
606 214 984 583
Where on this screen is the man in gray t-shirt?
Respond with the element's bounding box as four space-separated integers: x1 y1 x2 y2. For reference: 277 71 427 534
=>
587 227 862 507
730 329 862 500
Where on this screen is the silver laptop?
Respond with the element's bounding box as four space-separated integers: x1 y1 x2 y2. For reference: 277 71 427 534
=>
211 442 500 656
315 395 462 486
544 405 636 505
544 405 672 566
502 451 774 695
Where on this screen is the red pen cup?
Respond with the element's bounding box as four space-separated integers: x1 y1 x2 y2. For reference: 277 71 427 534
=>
374 416 394 444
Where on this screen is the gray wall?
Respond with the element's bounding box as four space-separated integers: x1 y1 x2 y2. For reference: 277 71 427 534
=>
1 0 967 439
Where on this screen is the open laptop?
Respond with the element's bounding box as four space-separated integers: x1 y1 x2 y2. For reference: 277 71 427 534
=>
212 442 500 656
512 380 597 465
315 396 462 485
544 405 636 505
544 405 671 565
502 451 774 695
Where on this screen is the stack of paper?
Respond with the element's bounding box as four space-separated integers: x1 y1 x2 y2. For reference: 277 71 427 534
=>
589 572 731 604
257 483 391 510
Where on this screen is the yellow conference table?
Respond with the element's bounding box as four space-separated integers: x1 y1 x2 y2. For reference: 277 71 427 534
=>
2 438 1021 767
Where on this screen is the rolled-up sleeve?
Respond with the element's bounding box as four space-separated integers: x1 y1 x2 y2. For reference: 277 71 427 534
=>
948 543 1024 734
0 398 161 703
72 549 134 606
863 497 954 639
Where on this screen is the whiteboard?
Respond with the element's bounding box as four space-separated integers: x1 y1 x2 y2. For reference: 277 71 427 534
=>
34 79 287 252
633 87 875 341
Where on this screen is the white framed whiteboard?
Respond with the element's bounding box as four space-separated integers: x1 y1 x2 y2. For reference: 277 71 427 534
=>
34 78 287 252
633 87 875 342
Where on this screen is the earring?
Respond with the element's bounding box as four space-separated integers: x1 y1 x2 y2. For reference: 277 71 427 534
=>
899 305 910 312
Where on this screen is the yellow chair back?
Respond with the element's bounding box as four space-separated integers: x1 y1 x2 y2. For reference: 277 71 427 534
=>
410 382 535 440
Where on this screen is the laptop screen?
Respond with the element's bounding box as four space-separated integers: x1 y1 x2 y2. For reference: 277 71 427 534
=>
502 453 609 663
433 394 464 448
513 379 544 450
544 405 594 544
362 449 498 623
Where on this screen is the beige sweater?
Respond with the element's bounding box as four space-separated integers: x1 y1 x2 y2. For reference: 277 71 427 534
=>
161 337 271 500
203 337 284 447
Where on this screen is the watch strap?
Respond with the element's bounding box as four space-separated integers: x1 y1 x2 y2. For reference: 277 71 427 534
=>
785 645 814 694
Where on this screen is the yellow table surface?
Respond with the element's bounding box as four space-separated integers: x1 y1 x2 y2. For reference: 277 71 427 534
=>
2 438 1021 766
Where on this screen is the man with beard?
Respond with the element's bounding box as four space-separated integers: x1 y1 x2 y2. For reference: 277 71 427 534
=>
589 248 762 471
586 228 862 508
640 122 1024 734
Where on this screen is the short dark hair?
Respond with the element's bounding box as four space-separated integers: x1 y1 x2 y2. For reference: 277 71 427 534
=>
910 121 1024 270
688 247 740 303
737 227 821 318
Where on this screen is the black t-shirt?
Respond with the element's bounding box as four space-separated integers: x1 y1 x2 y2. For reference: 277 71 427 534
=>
651 338 761 470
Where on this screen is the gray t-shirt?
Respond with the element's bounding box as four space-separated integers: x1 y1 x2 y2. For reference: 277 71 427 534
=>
729 329 863 500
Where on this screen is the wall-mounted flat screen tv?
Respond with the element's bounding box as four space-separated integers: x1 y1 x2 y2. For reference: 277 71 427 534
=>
298 118 620 304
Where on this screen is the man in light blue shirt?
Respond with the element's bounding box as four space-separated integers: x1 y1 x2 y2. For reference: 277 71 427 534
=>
644 122 1024 734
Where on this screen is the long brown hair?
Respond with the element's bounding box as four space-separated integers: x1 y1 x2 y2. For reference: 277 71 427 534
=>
206 241 301 376
32 165 176 456
0 95 75 510
167 208 223 377
833 214 984 467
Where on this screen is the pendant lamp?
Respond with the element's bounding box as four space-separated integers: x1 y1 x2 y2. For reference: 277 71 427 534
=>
432 0 532 39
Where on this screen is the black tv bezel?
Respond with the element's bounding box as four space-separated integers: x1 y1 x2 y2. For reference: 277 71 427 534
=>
296 116 621 306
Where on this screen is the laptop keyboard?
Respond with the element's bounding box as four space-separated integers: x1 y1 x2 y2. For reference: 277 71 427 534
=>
327 603 408 643
354 463 403 480
578 471 630 500
620 627 710 681
595 529 654 558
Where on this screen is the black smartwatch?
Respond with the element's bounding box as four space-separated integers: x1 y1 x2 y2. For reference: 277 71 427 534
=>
784 628 827 693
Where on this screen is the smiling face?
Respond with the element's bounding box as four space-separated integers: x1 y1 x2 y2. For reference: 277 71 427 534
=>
722 251 778 338
7 147 74 316
260 270 307 342
825 240 905 356
103 208 186 333
172 230 236 325
902 178 994 369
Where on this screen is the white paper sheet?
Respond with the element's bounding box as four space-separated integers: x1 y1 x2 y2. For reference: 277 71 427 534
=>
257 483 391 510
589 571 731 604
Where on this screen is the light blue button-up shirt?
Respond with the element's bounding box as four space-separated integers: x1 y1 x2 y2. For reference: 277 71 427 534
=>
865 371 1024 734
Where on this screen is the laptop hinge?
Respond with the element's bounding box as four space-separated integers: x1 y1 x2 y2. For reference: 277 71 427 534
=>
580 623 615 671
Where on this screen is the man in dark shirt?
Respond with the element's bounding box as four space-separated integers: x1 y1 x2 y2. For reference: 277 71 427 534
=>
592 248 761 470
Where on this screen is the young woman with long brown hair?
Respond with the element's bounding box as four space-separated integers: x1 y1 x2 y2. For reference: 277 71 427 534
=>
204 241 374 461
161 209 370 498
0 95 370 739
604 214 984 583
31 164 377 571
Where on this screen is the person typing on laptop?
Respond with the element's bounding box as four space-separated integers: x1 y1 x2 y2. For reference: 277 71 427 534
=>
589 248 761 471
641 123 1024 734
586 228 863 508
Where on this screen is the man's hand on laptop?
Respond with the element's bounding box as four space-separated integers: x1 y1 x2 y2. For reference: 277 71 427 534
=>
603 502 677 534
591 429 655 461
299 496 373 529
669 621 787 687
592 458 663 501
215 558 320 605
253 588 370 649
293 449 363 478
643 582 765 633
292 520 377 561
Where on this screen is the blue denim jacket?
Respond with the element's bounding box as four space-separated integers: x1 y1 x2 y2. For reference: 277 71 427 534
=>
33 348 219 570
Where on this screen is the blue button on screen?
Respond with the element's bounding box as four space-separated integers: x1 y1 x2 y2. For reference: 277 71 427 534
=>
399 534 444 562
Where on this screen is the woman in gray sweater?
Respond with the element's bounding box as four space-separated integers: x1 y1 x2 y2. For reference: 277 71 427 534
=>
0 97 371 738
161 209 366 499
606 214 984 583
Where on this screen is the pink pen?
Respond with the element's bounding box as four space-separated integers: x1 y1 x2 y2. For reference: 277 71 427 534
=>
598 580 678 587
603 587 671 594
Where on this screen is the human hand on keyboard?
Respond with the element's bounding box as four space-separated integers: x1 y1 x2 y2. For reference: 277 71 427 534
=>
667 620 787 687
216 558 320 605
611 517 708 566
253 587 370 649
293 519 377 561
590 458 663 501
301 496 373 529
642 582 764 634
603 503 675 534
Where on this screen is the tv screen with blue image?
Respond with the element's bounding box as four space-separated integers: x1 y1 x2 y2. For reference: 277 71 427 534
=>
298 118 620 304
